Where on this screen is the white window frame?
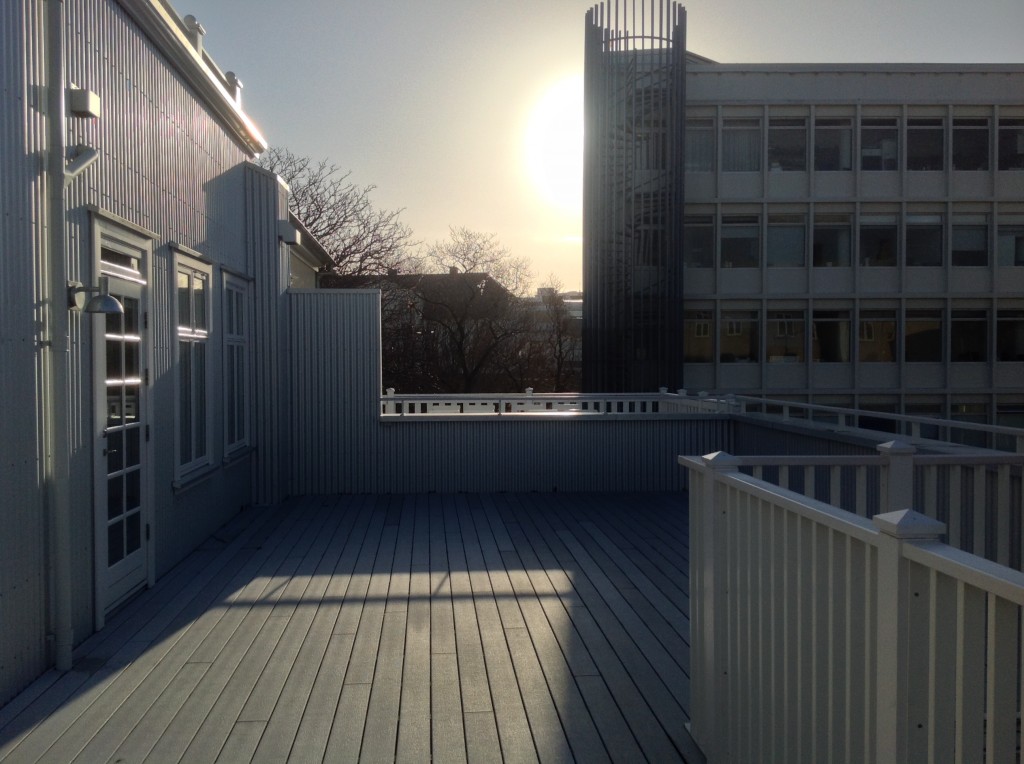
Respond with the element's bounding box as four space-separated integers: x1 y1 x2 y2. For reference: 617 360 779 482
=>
222 273 251 456
174 254 213 479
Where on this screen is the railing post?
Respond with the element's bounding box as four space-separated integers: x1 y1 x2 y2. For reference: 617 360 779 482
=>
383 387 395 415
872 510 946 764
694 451 741 762
877 440 916 515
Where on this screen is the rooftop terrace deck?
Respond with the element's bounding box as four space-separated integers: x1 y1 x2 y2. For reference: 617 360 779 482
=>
0 493 701 763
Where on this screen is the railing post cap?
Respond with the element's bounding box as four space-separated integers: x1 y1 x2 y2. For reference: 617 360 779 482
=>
701 451 741 470
876 439 917 455
659 386 668 393
873 509 946 539
677 388 687 396
385 387 395 396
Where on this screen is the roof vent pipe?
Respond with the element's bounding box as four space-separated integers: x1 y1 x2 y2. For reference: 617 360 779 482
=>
183 14 206 56
225 72 243 106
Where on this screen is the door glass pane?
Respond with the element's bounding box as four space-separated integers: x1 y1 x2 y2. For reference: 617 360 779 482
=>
107 430 123 474
108 475 123 520
126 426 140 468
106 340 123 381
126 469 141 510
124 341 140 379
123 297 139 334
107 390 124 427
123 384 140 425
108 521 124 565
126 513 141 555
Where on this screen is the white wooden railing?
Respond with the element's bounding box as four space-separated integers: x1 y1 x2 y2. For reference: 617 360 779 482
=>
382 389 1024 456
379 388 726 417
722 394 1024 455
725 440 1024 571
681 451 1024 764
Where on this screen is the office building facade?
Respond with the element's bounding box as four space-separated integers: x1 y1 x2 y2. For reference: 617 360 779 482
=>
583 1 1024 427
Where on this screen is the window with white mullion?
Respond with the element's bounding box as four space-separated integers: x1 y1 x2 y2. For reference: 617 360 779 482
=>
176 263 211 474
223 277 249 453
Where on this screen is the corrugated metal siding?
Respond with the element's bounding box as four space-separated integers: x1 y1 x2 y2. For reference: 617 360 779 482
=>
248 165 290 505
287 290 731 495
0 0 49 708
3 0 264 704
288 289 382 496
57 0 258 635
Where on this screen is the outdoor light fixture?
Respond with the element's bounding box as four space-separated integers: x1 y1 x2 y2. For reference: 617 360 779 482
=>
64 144 100 184
67 276 123 314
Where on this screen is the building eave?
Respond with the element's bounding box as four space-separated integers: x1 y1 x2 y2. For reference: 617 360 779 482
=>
117 0 268 156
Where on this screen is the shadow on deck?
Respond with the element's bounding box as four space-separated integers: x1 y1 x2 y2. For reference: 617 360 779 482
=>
0 493 702 763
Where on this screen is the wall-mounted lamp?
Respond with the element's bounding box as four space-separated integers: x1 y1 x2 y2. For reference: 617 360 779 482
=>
65 144 100 185
67 276 123 314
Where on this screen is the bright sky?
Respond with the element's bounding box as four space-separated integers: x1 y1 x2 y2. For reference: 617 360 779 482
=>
186 0 1023 291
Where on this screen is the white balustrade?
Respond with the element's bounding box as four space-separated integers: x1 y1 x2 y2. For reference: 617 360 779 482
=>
681 451 1024 763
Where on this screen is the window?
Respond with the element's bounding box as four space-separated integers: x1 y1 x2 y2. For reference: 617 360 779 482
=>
861 117 898 170
767 215 806 267
951 310 987 362
812 310 851 362
859 310 897 362
814 117 852 171
860 217 898 266
720 215 760 268
683 215 714 268
906 118 944 171
906 216 943 267
684 310 714 362
685 118 714 172
813 214 851 266
997 310 1024 361
177 260 211 474
767 310 805 362
223 276 249 453
997 224 1024 266
720 310 759 362
953 118 990 171
905 309 943 362
952 220 988 267
998 118 1024 170
768 118 807 171
722 118 761 172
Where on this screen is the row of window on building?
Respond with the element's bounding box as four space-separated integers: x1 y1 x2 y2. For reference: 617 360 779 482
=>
175 256 249 477
680 211 1024 269
682 306 1024 364
683 115 1024 173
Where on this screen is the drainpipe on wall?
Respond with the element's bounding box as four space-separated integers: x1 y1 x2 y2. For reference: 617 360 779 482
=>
44 0 74 672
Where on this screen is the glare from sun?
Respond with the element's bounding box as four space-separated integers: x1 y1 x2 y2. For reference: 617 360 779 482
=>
524 73 584 216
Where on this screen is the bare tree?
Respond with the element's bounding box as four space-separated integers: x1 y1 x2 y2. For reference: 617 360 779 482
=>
258 147 415 275
414 226 533 298
536 276 582 392
408 228 534 393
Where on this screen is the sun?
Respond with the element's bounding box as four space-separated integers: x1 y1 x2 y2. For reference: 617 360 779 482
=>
523 73 584 215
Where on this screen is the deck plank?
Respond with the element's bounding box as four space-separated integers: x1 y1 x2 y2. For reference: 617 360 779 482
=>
0 492 699 764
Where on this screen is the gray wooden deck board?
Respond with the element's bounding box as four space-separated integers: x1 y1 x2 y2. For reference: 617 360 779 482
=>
0 492 701 764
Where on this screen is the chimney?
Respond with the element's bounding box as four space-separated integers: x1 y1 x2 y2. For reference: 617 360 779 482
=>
225 72 243 107
183 15 206 57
